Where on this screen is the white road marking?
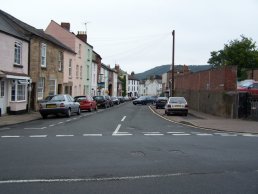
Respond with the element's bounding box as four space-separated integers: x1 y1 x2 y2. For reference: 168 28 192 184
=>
214 133 238 137
242 134 258 137
112 124 121 135
83 134 102 136
49 125 55 127
29 135 47 138
0 172 188 184
144 133 164 136
142 132 161 134
121 116 126 122
196 133 213 136
56 135 74 137
113 133 132 136
66 120 71 122
57 122 63 124
167 132 185 134
172 133 191 136
1 136 20 138
24 127 46 130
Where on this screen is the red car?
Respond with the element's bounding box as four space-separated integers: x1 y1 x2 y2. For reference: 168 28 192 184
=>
74 95 97 112
237 80 258 95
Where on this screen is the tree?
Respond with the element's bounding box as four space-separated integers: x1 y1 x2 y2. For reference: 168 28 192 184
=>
118 75 127 97
208 35 258 80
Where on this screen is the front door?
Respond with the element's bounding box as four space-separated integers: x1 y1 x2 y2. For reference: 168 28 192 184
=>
0 80 7 115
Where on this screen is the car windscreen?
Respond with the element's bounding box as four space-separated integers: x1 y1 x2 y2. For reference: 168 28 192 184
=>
94 96 104 100
50 95 65 102
169 97 186 103
75 97 86 102
138 96 146 100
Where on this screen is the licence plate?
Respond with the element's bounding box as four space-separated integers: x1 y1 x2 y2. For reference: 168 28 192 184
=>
46 104 57 108
174 105 182 108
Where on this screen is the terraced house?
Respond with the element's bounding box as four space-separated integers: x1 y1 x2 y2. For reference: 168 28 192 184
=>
0 10 31 115
0 10 75 112
45 21 89 97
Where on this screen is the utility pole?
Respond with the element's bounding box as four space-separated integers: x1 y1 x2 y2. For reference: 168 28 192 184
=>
171 30 175 97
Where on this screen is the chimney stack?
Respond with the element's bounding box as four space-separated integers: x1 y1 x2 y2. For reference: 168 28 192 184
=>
76 31 87 43
61 22 70 31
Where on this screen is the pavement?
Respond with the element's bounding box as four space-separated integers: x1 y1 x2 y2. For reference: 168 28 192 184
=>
0 107 258 134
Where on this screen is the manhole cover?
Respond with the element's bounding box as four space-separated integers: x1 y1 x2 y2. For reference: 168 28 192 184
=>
130 151 145 157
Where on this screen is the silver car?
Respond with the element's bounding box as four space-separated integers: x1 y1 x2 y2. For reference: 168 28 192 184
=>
39 94 81 119
165 97 188 116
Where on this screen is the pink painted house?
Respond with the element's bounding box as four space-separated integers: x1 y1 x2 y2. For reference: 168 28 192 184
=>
45 21 86 97
0 10 31 115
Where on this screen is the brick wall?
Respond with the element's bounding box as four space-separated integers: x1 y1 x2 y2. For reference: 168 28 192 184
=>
175 66 238 117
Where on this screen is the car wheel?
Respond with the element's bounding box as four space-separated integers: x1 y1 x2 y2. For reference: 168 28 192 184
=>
66 108 71 117
77 107 81 115
41 114 47 119
156 106 158 109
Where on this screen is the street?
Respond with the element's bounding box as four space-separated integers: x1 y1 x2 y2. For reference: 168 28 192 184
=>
0 102 258 194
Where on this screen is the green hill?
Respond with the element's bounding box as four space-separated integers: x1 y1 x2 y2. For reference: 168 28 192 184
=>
135 64 212 80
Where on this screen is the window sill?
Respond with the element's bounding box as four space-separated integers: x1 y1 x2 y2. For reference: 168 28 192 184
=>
13 64 23 68
10 100 26 103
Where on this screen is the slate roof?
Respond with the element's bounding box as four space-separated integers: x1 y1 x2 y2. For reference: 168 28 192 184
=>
0 9 75 54
128 75 139 81
0 11 29 41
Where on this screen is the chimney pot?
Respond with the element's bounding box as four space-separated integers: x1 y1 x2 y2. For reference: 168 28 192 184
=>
61 22 70 31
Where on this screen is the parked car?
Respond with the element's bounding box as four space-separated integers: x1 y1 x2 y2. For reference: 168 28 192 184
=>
156 97 168 109
165 97 188 116
105 96 114 107
118 96 125 103
237 80 258 95
124 96 130 101
111 96 120 105
38 95 55 103
39 94 80 119
93 96 110 108
133 96 148 105
237 79 255 89
146 96 157 104
74 95 97 112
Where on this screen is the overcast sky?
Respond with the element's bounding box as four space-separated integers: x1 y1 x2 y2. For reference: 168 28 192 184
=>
2 0 258 73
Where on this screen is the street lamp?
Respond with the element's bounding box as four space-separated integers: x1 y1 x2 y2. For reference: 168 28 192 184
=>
171 30 175 97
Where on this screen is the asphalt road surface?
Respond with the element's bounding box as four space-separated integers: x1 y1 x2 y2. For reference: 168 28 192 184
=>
0 102 258 194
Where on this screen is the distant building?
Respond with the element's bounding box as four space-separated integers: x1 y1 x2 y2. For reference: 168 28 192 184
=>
128 72 139 97
138 75 162 96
